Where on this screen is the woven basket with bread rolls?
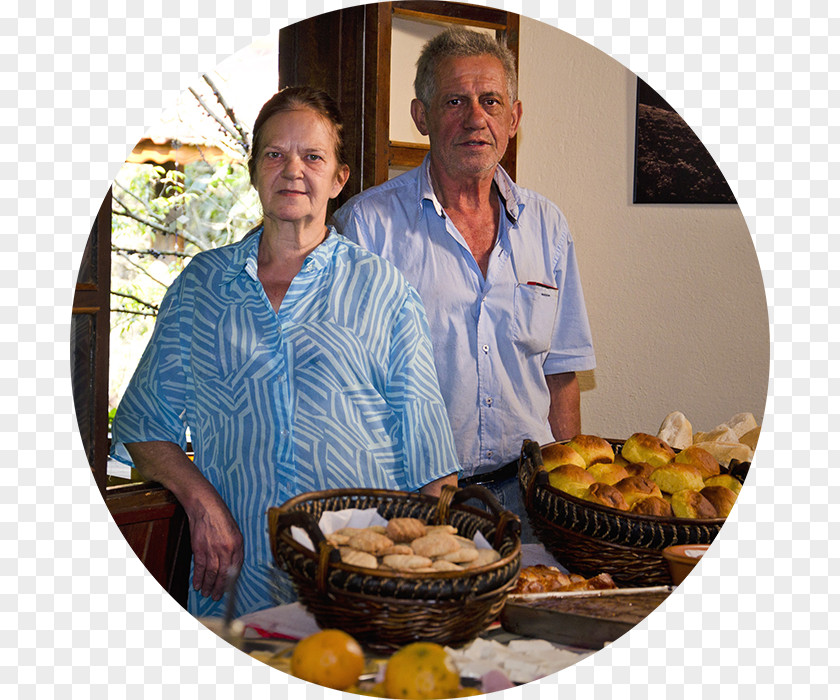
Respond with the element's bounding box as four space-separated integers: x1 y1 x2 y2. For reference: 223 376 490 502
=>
519 413 755 586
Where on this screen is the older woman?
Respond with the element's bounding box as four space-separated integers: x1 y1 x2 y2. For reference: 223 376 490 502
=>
111 87 459 618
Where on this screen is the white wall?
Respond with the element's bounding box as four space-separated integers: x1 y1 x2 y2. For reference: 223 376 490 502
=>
516 18 769 437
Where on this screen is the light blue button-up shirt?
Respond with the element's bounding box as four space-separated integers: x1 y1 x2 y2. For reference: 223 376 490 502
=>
333 158 596 478
111 226 459 617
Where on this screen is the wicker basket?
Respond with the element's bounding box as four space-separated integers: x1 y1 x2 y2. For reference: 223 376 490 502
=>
519 439 734 587
268 484 521 652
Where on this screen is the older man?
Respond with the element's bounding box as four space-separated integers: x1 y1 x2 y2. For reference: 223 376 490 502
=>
333 28 595 540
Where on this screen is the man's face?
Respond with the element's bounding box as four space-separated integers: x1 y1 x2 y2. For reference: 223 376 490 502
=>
411 54 522 181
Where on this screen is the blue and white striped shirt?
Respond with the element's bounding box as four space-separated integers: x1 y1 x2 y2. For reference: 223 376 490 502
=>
111 226 459 617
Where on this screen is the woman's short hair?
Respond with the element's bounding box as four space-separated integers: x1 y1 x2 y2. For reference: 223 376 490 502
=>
248 86 348 185
414 27 518 108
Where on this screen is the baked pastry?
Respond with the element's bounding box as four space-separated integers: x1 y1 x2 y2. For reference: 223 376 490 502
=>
410 532 461 558
624 461 656 479
614 475 663 507
381 553 434 571
649 463 705 494
567 434 615 466
386 517 427 543
657 411 694 450
630 495 673 517
339 548 379 569
465 548 501 568
674 445 720 479
703 474 743 495
541 442 587 471
347 530 395 556
547 464 596 498
511 565 572 594
621 432 676 468
700 485 737 517
587 462 630 485
693 425 740 445
560 572 618 592
670 489 718 519
583 482 629 511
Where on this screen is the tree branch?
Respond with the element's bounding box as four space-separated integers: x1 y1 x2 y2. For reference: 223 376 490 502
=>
203 73 251 148
111 290 161 312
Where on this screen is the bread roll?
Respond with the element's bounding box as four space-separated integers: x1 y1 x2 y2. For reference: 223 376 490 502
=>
386 517 427 543
671 489 718 519
674 445 720 479
657 411 693 450
547 464 595 499
541 443 587 471
583 482 629 511
649 463 705 494
700 485 737 517
621 433 676 468
587 462 630 485
614 476 663 507
703 474 743 495
630 495 673 517
568 434 615 466
624 461 656 479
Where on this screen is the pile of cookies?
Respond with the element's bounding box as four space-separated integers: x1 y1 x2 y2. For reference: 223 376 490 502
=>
326 518 502 574
541 432 742 520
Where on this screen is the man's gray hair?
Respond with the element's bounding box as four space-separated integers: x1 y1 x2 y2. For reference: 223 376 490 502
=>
414 26 518 107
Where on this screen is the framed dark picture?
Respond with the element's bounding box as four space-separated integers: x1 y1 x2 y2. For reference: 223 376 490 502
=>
633 78 736 204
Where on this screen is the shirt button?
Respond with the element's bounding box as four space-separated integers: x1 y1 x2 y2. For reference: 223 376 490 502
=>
485 397 493 406
482 344 489 353
486 450 493 459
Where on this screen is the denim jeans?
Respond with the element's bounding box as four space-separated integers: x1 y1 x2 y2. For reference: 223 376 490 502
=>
462 474 539 544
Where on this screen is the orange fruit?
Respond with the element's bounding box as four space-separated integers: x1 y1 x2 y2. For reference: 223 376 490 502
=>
290 629 366 690
383 642 460 699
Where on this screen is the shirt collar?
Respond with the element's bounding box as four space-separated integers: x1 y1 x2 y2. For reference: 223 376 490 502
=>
220 223 338 285
417 153 525 224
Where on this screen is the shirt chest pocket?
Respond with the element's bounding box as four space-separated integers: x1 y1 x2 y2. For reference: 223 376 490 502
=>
513 283 559 355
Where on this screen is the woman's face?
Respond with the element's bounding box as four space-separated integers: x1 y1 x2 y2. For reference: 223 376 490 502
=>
253 108 349 229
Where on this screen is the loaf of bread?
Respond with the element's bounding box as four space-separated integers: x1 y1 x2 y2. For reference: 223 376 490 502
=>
587 462 630 485
614 476 663 507
649 463 705 494
671 489 718 519
547 464 596 499
657 411 693 450
674 445 720 479
583 482 629 510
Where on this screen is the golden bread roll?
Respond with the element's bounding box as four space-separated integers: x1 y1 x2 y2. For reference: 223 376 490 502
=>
583 482 629 511
671 489 719 519
700 485 738 517
703 474 743 495
657 411 694 450
614 476 663 507
621 432 676 468
739 425 761 451
614 453 631 468
692 440 753 467
567 434 615 466
649 463 705 494
630 495 673 517
386 517 427 543
546 464 596 498
674 445 721 479
541 442 587 471
587 462 630 485
624 461 656 479
722 412 758 438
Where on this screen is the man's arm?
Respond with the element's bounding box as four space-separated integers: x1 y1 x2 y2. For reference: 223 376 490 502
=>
419 473 459 496
545 372 582 441
125 441 244 602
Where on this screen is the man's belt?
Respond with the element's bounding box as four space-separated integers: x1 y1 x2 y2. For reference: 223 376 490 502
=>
458 459 519 487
